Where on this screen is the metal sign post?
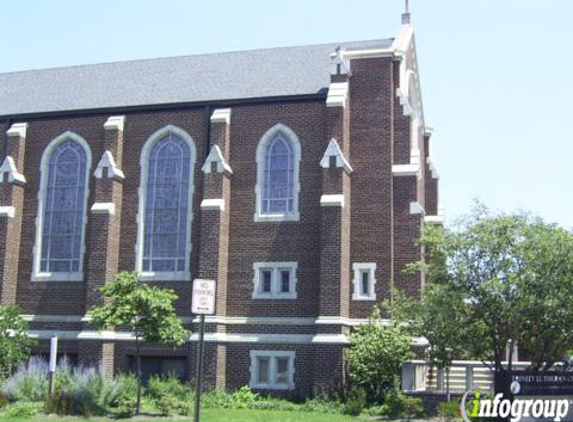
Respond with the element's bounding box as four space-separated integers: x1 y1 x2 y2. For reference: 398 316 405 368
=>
48 335 58 397
192 279 216 422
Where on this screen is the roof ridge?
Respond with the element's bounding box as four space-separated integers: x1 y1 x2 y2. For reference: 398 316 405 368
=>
0 38 392 76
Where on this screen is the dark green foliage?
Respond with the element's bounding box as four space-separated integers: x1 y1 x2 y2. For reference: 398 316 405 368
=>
0 306 36 380
89 271 189 415
148 374 193 416
346 307 414 403
438 400 461 422
342 386 366 416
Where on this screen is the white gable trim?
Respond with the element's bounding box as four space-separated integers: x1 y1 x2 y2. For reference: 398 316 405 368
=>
0 156 26 185
320 138 353 173
94 150 125 180
6 122 28 138
202 145 232 174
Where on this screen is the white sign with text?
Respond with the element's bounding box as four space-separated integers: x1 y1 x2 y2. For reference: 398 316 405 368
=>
192 279 216 315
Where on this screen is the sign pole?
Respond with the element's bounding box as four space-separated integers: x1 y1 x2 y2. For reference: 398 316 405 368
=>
191 279 216 422
194 314 206 422
48 335 58 397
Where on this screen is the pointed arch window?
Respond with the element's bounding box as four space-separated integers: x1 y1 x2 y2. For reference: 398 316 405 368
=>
33 133 91 282
137 126 196 281
255 124 301 222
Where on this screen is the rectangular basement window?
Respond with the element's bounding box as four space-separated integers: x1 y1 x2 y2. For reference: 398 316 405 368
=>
252 262 297 299
249 350 295 390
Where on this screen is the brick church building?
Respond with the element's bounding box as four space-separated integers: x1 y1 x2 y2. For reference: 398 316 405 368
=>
0 12 442 395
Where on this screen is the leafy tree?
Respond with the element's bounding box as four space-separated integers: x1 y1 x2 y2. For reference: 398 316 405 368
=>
392 284 469 401
89 271 189 415
0 305 36 379
346 307 414 403
407 203 573 394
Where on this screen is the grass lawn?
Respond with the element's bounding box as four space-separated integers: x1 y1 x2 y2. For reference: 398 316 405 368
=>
0 408 368 422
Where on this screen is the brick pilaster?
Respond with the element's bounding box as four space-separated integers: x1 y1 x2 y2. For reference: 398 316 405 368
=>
85 116 125 308
197 109 232 390
318 73 352 319
0 123 28 304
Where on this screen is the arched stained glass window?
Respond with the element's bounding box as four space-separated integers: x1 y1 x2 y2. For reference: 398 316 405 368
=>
255 124 301 222
139 127 195 278
263 135 294 214
37 136 90 278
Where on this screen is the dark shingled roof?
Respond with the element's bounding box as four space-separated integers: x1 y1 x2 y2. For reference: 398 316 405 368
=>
0 39 393 117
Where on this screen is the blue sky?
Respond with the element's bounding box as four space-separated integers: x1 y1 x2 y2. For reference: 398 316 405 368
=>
2 1 571 228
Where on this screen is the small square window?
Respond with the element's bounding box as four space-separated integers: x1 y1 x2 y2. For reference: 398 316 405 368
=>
250 351 295 390
353 263 376 301
253 262 297 299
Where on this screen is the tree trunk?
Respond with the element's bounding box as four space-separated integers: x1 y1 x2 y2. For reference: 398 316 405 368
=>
136 341 142 415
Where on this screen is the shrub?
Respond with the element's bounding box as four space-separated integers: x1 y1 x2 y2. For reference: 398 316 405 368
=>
147 375 193 416
232 385 259 409
301 396 344 414
383 392 425 420
439 400 461 422
401 395 425 421
248 399 299 412
102 374 137 418
342 386 366 416
363 405 385 417
2 401 42 418
202 389 234 409
0 305 36 378
44 391 74 416
66 365 107 417
1 357 48 402
346 307 414 403
148 374 192 401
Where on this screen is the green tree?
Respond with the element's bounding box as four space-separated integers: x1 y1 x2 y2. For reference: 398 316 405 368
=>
0 305 36 379
346 307 414 403
89 271 189 415
392 284 469 401
408 204 573 394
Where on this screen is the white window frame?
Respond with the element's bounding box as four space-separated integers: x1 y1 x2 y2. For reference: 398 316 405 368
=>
252 262 297 299
135 125 196 282
254 123 301 222
352 263 377 301
249 350 295 390
32 131 92 282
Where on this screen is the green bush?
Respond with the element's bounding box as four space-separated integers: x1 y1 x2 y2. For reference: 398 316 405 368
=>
301 396 344 414
2 401 42 418
148 374 191 401
232 385 259 409
44 391 73 416
342 386 366 416
383 391 425 419
248 399 299 412
346 307 414 403
202 389 235 409
401 395 425 421
102 373 137 417
439 400 461 422
363 404 385 416
147 374 193 416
